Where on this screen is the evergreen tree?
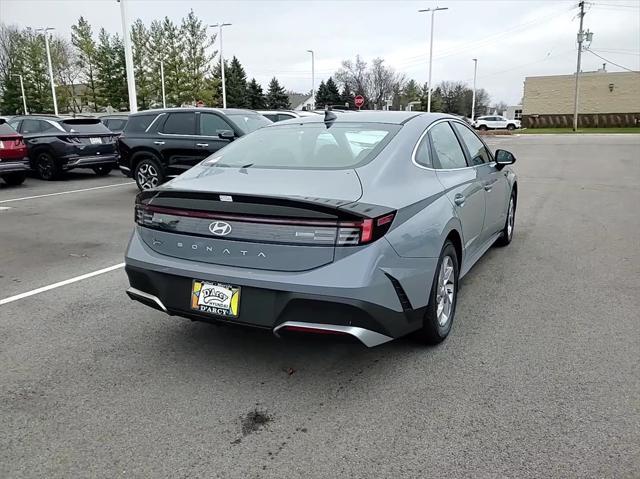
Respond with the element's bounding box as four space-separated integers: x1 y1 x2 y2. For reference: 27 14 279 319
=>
130 19 152 110
0 25 26 114
246 78 266 109
225 56 248 108
23 29 53 113
71 17 99 111
95 29 127 110
266 77 290 109
315 80 327 108
147 19 167 106
180 9 216 105
211 59 229 107
340 84 354 109
161 17 186 106
325 77 341 106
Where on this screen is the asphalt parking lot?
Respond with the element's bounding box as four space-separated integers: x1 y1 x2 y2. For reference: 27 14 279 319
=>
1 134 639 478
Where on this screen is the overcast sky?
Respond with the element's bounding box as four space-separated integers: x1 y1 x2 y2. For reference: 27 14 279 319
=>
2 0 639 105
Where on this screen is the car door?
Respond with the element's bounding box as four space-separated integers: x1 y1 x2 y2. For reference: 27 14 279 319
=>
196 112 236 161
495 116 508 129
156 112 199 175
429 121 486 259
452 121 509 242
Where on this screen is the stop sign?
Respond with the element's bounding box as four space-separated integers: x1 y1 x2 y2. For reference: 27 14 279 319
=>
354 95 365 109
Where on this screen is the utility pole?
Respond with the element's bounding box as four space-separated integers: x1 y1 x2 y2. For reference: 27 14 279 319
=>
36 28 58 116
419 6 448 112
160 60 166 108
13 74 28 115
307 49 315 110
118 0 138 112
471 58 478 121
210 23 232 108
573 1 586 132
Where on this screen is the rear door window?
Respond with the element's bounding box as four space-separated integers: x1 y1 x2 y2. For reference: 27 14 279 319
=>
105 119 127 132
429 122 468 169
125 114 157 133
277 113 296 122
200 113 233 136
162 112 197 135
21 119 43 134
452 122 491 166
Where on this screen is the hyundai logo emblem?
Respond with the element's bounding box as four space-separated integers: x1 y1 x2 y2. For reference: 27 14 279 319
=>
209 221 232 236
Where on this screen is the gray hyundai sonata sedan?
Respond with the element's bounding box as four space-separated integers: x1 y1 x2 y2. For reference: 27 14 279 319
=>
125 111 517 346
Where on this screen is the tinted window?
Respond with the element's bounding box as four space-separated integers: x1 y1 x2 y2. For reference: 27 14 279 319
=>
453 122 491 166
181 123 400 172
162 113 196 135
278 113 296 122
262 114 279 122
125 114 156 133
200 113 232 136
60 120 110 133
429 122 468 169
226 112 272 134
41 121 61 133
105 119 127 132
21 119 43 134
9 120 21 130
414 134 432 168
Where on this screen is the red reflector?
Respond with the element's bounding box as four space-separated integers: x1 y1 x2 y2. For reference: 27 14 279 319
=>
376 213 395 227
283 326 347 336
360 218 374 243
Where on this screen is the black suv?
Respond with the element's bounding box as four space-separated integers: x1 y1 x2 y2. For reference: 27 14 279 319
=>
117 108 271 190
8 115 118 180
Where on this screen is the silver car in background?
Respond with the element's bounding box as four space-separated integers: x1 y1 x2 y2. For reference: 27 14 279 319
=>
125 111 517 346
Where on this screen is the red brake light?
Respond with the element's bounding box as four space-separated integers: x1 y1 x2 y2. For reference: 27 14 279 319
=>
360 219 374 243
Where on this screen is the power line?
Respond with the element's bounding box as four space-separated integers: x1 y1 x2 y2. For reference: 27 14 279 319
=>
587 49 640 72
588 2 640 8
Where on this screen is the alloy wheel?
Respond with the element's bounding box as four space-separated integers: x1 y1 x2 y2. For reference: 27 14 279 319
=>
436 255 455 327
507 197 515 239
137 162 159 190
38 154 54 180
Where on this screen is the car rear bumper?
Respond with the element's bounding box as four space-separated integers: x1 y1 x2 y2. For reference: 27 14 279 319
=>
0 158 29 174
124 229 436 346
62 154 119 170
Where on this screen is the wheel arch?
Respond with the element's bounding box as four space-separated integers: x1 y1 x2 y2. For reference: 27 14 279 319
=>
129 148 163 171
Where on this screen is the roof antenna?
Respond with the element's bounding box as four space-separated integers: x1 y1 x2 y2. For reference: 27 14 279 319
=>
324 105 337 125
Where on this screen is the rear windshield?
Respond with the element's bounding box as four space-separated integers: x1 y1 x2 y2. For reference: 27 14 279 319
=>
124 114 157 133
226 112 272 134
60 120 111 134
193 122 401 170
0 122 18 136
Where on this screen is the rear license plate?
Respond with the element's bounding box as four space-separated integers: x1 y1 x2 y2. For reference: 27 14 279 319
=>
191 280 240 318
89 137 102 144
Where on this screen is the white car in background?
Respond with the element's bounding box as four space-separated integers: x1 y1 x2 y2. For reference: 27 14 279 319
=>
257 110 319 122
473 115 520 131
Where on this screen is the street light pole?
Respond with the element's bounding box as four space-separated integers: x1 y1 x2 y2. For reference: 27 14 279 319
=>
210 23 232 108
13 74 28 115
36 28 58 116
307 49 315 110
573 1 586 132
419 7 448 112
118 0 138 113
471 58 478 121
160 60 166 108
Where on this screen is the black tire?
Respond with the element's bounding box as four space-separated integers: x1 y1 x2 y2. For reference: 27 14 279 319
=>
506 123 516 131
134 156 164 191
92 165 113 176
478 124 488 131
496 191 516 247
414 240 459 344
35 151 61 181
2 173 26 186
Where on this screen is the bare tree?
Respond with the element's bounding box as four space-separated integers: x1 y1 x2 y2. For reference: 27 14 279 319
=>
335 54 368 98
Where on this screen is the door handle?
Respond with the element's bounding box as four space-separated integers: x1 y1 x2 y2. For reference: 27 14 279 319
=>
453 194 466 207
153 141 165 145
196 143 209 147
484 184 493 192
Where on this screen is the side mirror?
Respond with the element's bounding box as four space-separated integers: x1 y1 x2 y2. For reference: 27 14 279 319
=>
218 130 235 141
495 149 516 169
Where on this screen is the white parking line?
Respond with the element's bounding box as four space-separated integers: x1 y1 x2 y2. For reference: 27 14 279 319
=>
0 263 125 306
0 182 135 204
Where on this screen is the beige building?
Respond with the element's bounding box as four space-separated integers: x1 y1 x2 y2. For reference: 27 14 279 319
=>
522 70 640 128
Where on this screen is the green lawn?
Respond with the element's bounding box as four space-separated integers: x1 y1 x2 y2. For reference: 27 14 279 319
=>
519 127 640 134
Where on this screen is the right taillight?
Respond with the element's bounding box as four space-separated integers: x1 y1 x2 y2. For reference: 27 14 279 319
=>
337 212 395 246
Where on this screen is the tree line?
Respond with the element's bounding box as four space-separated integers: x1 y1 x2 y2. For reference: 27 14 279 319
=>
0 11 291 114
1 12 495 117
